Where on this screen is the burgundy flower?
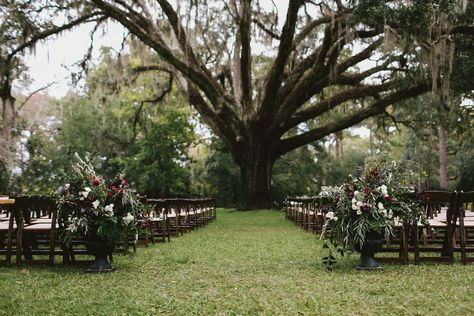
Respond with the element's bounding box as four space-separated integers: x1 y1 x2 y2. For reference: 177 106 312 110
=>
88 194 95 201
112 185 121 193
364 187 369 194
371 169 380 178
348 191 355 199
384 195 393 202
360 203 372 214
91 176 101 186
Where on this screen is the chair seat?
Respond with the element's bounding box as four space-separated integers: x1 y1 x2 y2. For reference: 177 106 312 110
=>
30 218 52 223
427 219 447 227
24 223 58 230
149 217 164 222
0 221 17 230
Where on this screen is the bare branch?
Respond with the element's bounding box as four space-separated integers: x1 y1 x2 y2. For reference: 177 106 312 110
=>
252 18 281 40
17 81 57 112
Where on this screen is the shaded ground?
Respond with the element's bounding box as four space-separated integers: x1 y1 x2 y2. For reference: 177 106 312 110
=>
0 209 473 315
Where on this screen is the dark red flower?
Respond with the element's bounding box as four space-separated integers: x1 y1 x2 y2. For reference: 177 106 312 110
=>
107 191 113 197
82 200 89 207
88 194 95 201
384 195 393 202
112 185 120 193
364 187 369 194
91 176 101 186
348 191 355 199
360 203 372 214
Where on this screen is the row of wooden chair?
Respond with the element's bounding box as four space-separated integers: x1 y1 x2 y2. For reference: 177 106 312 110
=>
140 198 216 246
284 196 330 234
0 195 216 266
285 191 474 265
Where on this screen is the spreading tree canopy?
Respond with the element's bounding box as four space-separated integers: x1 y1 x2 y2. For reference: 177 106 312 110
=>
2 0 473 208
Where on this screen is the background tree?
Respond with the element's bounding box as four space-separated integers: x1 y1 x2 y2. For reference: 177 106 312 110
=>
0 0 103 187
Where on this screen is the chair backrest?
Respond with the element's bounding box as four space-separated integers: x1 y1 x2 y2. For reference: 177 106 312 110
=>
418 191 456 219
458 191 474 213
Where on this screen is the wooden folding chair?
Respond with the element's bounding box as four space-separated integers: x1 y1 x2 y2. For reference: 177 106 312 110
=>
457 191 474 264
375 220 409 265
15 195 66 266
412 191 456 264
0 198 20 266
144 199 170 243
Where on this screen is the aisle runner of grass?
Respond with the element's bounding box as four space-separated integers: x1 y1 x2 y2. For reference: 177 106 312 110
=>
0 209 473 315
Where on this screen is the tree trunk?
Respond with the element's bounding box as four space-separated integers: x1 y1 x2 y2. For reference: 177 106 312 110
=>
1 94 16 171
234 135 275 209
335 131 343 161
438 126 447 190
238 158 274 209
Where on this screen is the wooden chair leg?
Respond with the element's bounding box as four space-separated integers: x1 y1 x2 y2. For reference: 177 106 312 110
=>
413 225 420 265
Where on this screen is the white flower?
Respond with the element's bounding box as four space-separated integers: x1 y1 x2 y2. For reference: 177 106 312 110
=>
123 212 134 225
79 196 84 201
352 204 357 210
356 210 362 215
387 209 393 219
378 202 385 210
356 201 363 207
92 200 100 209
354 191 359 196
333 216 338 221
393 216 401 225
79 190 89 198
64 183 70 189
352 198 357 204
326 211 334 220
104 203 114 216
84 187 91 192
379 185 388 195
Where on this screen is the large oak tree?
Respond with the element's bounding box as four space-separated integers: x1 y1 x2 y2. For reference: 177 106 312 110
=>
84 0 474 208
5 1 472 207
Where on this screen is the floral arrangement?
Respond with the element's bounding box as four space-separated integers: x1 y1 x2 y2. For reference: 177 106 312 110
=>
320 154 425 269
57 153 143 247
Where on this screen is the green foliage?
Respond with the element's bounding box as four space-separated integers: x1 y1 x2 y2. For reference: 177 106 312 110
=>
204 138 240 206
122 106 195 197
457 131 474 190
272 144 321 204
0 161 9 193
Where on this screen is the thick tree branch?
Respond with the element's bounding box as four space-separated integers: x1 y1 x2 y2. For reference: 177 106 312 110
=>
240 0 253 116
91 0 235 122
276 82 430 157
252 18 280 40
7 12 104 61
283 81 397 131
258 0 302 121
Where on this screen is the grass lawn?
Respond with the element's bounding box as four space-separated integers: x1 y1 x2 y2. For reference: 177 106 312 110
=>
0 209 473 315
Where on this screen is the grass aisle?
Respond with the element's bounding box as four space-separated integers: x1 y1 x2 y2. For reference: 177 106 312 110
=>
1 209 473 315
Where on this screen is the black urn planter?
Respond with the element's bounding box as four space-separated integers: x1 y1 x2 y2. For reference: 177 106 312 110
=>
85 239 115 273
353 231 385 271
